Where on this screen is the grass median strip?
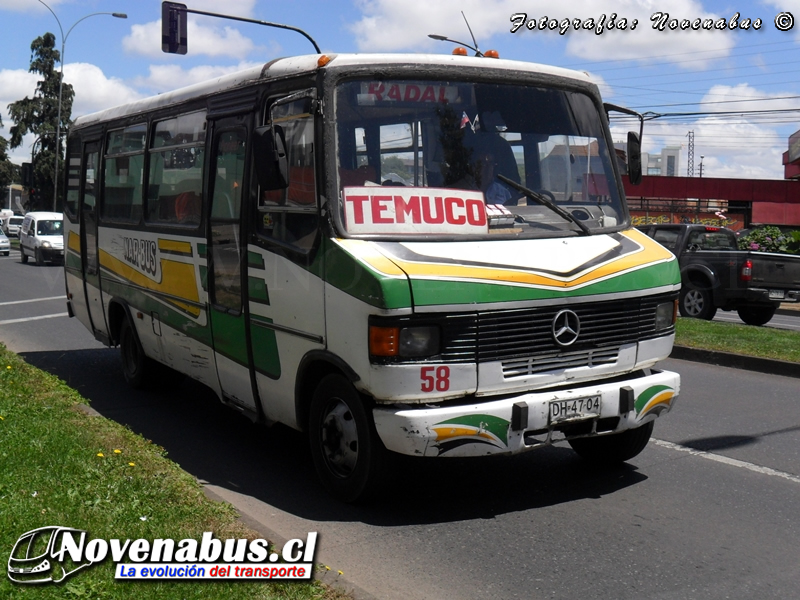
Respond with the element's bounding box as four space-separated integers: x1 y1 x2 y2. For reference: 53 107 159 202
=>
0 344 346 599
675 317 800 363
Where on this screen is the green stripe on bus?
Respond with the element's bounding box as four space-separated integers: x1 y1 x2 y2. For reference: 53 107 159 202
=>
248 277 270 304
408 261 680 307
248 251 265 270
323 240 412 309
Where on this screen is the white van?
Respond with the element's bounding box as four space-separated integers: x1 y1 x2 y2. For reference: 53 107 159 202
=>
19 211 64 265
3 215 25 237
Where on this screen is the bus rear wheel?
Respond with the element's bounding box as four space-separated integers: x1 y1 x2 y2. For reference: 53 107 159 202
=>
309 374 385 503
119 317 149 389
568 421 654 463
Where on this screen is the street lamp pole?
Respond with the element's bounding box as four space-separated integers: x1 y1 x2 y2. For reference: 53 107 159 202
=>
36 0 126 212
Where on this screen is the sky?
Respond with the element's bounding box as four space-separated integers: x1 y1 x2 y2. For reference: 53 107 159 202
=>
1 0 800 180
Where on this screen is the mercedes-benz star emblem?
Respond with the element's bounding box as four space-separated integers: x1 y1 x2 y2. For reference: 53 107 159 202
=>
552 309 580 347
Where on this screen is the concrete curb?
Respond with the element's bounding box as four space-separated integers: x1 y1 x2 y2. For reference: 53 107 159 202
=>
671 345 800 379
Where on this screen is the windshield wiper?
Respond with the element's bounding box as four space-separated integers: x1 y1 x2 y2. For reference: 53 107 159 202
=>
496 175 591 236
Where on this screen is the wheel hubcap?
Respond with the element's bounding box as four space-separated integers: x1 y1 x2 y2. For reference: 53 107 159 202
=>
320 399 358 478
684 290 704 316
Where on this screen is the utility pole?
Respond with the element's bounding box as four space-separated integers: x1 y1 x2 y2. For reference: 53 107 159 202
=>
686 131 694 177
699 155 704 178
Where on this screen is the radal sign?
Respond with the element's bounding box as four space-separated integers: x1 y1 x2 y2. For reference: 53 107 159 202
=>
7 526 317 584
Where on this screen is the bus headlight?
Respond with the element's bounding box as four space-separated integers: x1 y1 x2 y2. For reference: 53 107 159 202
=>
655 300 678 330
369 325 440 358
399 326 440 357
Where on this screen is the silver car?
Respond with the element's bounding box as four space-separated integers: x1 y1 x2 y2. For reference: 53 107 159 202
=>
0 231 10 256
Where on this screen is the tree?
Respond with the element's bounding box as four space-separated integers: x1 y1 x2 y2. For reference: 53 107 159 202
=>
0 122 19 194
7 32 74 211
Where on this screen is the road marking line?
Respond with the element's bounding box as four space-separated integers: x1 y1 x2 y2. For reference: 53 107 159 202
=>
0 295 66 306
653 438 800 484
0 312 69 326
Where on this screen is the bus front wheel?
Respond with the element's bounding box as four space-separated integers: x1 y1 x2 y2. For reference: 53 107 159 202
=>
309 374 385 503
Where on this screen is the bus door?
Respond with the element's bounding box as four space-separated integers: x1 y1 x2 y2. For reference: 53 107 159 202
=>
207 120 258 412
247 92 326 426
79 141 108 339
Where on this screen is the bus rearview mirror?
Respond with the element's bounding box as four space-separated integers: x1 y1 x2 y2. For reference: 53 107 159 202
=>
253 125 288 190
627 131 642 185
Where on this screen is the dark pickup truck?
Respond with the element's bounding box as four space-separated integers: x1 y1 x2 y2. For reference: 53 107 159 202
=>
637 224 800 325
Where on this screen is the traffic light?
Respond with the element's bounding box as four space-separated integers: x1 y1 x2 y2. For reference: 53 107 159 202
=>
21 162 32 187
162 2 188 54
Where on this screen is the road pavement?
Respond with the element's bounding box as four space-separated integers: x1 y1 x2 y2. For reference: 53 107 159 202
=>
2 249 800 599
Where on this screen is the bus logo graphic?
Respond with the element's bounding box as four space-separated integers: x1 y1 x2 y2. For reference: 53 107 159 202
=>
7 526 94 584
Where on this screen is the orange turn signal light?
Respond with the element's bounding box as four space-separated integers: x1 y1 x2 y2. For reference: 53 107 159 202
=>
484 49 500 58
369 326 400 356
452 47 468 56
317 54 332 67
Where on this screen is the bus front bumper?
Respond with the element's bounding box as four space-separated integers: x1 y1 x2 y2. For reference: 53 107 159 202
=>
373 368 680 457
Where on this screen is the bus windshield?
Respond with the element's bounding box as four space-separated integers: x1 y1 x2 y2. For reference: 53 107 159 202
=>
335 79 626 239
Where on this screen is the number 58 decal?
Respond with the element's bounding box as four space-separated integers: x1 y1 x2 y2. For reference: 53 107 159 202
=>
421 366 450 392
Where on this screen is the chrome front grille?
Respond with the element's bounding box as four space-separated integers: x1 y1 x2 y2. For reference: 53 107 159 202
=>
438 293 676 376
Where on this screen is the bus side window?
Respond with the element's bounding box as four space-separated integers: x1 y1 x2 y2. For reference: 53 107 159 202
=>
257 96 318 252
103 124 146 223
146 111 206 226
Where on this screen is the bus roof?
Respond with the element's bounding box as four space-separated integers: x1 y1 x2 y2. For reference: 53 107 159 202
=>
72 53 592 129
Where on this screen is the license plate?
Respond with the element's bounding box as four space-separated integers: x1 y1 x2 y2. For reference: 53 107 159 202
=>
769 289 785 300
549 395 601 423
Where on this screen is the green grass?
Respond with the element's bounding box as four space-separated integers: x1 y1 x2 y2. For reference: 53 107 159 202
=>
0 345 346 600
675 317 800 363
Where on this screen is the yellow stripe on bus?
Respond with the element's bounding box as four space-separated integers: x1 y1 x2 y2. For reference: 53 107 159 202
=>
158 239 193 255
68 230 81 253
99 250 202 317
347 228 674 290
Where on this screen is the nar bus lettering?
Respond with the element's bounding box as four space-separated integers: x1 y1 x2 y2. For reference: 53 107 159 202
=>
122 236 158 277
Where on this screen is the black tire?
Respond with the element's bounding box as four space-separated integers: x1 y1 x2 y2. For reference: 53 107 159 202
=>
309 374 385 503
35 247 43 266
737 305 776 326
679 282 717 320
20 249 28 264
119 317 150 389
568 421 654 463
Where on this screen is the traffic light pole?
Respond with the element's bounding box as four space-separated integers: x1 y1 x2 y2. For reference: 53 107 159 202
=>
161 2 320 55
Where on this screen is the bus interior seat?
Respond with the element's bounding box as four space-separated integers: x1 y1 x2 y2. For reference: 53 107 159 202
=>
339 165 378 188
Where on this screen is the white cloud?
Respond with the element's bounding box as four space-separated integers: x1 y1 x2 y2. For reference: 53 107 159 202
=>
63 63 143 117
761 0 800 40
349 0 738 67
122 17 258 59
701 83 800 113
0 69 39 128
0 0 64 11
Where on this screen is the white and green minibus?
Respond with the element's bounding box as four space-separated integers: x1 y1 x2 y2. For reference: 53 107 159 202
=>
65 52 681 501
